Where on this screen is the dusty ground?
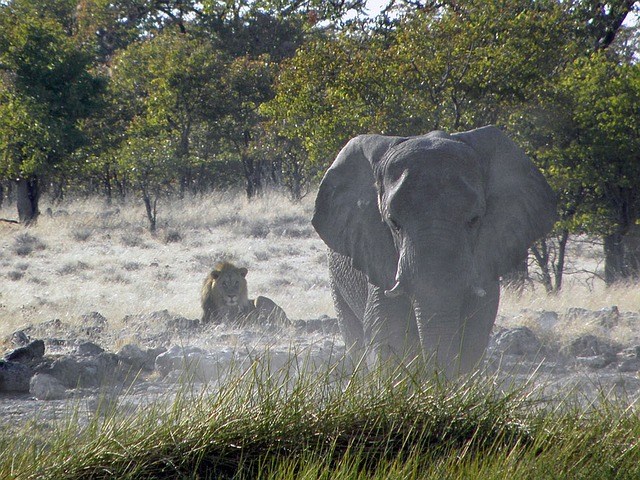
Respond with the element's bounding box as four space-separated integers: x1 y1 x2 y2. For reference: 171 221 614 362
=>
1 192 640 426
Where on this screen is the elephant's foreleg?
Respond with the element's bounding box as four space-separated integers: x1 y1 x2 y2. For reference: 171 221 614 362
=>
330 275 366 369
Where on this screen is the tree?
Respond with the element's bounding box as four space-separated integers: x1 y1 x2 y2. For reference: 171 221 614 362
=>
514 52 640 286
265 0 578 172
557 55 640 284
0 0 104 224
106 28 232 229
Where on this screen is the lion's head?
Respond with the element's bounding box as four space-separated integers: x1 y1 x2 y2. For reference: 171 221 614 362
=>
201 261 250 323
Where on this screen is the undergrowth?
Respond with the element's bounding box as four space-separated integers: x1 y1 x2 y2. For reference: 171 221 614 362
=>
2 361 639 480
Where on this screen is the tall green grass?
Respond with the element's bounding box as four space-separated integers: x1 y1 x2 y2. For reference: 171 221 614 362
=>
2 359 639 479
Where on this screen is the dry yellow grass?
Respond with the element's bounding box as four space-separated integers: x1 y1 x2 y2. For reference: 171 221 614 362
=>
0 192 332 336
1 191 637 350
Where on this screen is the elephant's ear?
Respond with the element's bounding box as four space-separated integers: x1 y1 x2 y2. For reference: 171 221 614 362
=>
452 126 557 279
312 135 405 289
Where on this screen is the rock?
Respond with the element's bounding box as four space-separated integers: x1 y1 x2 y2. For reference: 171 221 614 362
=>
568 335 618 358
11 330 30 347
595 306 620 328
4 340 45 364
43 352 120 388
79 312 108 335
0 360 32 393
155 345 204 377
155 345 236 382
618 358 640 373
492 327 544 357
566 307 592 320
81 311 108 327
29 373 67 400
76 342 105 356
118 344 155 371
575 355 614 370
618 346 640 361
535 311 559 331
565 306 620 328
293 317 340 334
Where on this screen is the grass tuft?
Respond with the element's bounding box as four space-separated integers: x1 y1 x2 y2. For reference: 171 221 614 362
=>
2 360 640 480
13 233 46 256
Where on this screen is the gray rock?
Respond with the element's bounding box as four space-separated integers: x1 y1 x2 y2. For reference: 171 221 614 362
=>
492 327 543 357
568 335 618 358
595 306 620 328
618 346 640 360
10 330 30 347
76 342 105 356
576 355 614 370
565 306 620 328
4 340 45 364
0 360 32 392
118 344 152 371
29 373 67 400
293 317 340 334
155 345 236 381
79 312 108 336
535 311 559 331
618 358 640 373
81 311 108 327
44 352 120 388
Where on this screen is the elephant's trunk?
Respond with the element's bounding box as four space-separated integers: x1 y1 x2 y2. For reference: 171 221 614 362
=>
413 298 464 376
394 231 481 375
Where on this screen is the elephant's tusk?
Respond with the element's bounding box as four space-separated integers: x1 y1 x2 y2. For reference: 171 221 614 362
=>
474 287 487 298
384 282 404 298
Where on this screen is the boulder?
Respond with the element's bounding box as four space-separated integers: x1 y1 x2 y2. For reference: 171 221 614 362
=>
568 335 618 358
10 330 30 347
618 358 640 373
0 360 32 393
4 339 45 364
118 344 165 372
79 311 108 336
492 327 544 357
535 311 560 331
155 345 236 382
30 373 67 400
76 342 105 356
575 355 614 370
42 352 120 388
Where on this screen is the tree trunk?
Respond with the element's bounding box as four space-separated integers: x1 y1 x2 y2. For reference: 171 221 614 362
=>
242 154 263 199
604 232 626 285
142 191 157 233
622 224 640 281
531 240 553 293
554 230 569 292
16 177 40 225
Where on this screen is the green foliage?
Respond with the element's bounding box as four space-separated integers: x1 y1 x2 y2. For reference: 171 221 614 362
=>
264 0 581 169
514 52 640 237
0 0 105 179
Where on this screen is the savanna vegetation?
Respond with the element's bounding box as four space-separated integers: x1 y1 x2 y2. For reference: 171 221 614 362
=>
3 361 640 480
0 0 639 288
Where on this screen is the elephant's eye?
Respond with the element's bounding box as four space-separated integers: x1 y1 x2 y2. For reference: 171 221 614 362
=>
467 215 481 229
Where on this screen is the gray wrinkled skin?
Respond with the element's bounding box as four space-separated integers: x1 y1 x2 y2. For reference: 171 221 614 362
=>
313 126 557 376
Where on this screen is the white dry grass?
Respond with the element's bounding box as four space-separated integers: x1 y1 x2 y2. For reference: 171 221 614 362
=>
0 191 637 351
0 191 333 337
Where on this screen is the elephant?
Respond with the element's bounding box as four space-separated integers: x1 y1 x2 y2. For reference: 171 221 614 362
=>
312 125 557 376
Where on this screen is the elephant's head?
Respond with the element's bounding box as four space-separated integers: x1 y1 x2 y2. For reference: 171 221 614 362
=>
312 126 557 372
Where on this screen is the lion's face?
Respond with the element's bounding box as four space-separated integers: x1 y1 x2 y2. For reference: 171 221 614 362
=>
212 266 248 307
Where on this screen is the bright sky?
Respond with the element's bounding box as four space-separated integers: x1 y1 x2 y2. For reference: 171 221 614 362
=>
365 0 389 16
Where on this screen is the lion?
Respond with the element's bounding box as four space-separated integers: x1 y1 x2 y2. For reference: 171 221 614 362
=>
201 261 290 326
